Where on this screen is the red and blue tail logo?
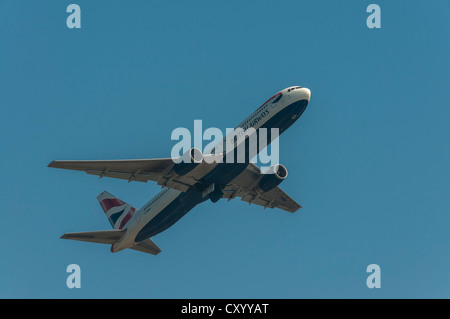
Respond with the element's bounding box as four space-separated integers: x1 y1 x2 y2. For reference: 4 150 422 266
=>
97 191 135 229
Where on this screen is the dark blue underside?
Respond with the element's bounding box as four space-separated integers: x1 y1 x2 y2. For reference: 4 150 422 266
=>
134 99 308 241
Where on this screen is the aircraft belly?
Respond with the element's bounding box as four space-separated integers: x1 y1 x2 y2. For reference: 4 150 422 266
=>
134 188 206 242
260 99 309 133
133 99 309 242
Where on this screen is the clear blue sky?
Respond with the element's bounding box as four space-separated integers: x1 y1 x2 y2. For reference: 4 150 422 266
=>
1 1 449 298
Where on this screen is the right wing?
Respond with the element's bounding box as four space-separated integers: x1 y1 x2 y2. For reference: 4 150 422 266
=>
222 185 301 213
221 163 302 213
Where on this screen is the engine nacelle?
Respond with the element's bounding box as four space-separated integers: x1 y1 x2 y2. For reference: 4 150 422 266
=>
257 164 288 192
173 147 203 176
209 186 224 203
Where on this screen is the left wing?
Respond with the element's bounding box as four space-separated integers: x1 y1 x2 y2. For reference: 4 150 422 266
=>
48 158 173 182
222 163 302 213
48 158 196 192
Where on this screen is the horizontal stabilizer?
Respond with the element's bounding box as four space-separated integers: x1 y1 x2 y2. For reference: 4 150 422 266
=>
61 229 125 244
130 238 161 255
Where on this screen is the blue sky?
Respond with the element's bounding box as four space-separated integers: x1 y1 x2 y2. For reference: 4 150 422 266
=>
1 1 449 298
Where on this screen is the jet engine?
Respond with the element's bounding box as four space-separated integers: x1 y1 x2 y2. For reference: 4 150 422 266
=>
257 164 288 192
209 186 224 203
173 147 203 176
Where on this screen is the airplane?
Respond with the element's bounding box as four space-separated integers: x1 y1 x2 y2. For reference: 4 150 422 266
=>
48 86 311 255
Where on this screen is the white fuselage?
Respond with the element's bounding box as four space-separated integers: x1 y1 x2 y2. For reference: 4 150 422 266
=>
112 86 311 252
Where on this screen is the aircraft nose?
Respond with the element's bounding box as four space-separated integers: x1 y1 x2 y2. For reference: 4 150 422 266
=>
297 87 311 102
287 87 311 103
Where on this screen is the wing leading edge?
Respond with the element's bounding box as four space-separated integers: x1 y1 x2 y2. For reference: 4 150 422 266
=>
48 158 174 183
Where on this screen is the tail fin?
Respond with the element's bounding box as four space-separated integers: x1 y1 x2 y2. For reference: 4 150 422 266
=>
97 191 135 229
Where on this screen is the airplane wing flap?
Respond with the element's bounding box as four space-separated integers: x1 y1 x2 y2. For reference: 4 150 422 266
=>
84 169 152 183
224 187 301 213
257 187 302 212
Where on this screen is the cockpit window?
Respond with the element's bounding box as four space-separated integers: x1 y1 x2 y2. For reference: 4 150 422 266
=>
287 86 302 92
272 94 282 103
